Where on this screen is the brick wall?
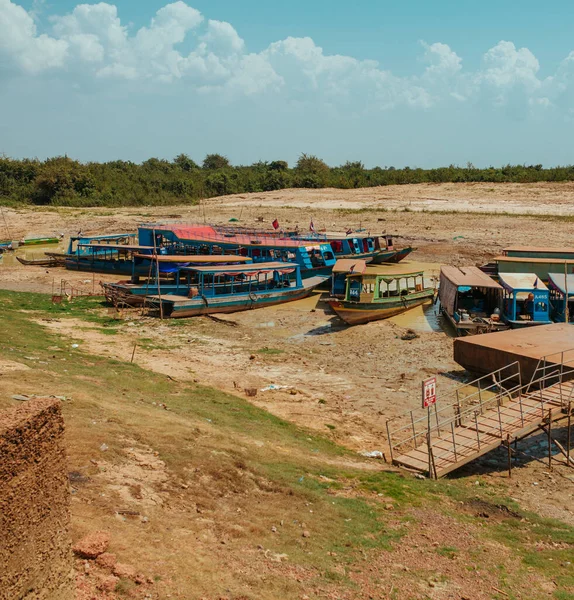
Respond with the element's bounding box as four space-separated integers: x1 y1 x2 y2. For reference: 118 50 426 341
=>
0 398 73 600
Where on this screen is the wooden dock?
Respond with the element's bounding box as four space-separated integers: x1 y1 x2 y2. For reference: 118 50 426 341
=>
387 360 574 478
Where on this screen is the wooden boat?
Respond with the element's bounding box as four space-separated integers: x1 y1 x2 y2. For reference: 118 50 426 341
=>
438 266 508 336
548 273 574 323
143 262 327 318
377 246 415 264
498 273 552 328
16 255 62 267
328 262 435 325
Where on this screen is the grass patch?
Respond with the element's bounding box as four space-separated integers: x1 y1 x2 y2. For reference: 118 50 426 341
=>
256 347 285 355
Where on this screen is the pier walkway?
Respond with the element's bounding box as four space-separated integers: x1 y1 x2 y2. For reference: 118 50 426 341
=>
387 353 574 478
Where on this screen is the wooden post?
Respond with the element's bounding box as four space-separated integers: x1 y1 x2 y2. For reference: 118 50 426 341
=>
130 342 137 363
506 434 512 478
386 420 394 463
410 411 417 448
548 409 553 470
434 403 441 438
568 401 572 468
451 422 458 462
427 431 433 479
474 412 481 450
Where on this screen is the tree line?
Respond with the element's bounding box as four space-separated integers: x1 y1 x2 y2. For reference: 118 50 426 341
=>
1 153 573 207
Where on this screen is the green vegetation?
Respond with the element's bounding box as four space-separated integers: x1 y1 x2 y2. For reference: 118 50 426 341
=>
3 153 574 207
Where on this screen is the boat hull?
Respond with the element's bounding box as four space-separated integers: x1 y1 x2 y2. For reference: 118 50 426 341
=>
371 247 414 264
328 290 434 325
149 277 326 318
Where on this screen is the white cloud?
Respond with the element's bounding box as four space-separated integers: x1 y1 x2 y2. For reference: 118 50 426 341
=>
1 0 574 117
0 0 67 72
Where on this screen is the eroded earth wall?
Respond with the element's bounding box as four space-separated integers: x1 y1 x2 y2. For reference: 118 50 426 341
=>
0 398 73 600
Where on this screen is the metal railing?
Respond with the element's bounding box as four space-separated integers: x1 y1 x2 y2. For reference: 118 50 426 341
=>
387 356 574 475
386 362 521 459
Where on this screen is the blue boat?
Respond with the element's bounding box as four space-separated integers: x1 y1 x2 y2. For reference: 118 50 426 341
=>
62 242 156 275
548 273 574 323
499 272 552 328
143 262 327 318
101 254 253 305
138 224 336 277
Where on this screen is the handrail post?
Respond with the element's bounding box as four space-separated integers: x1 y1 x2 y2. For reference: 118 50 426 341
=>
455 390 461 426
519 393 524 427
474 412 481 450
497 403 503 438
386 420 394 463
548 409 553 470
410 411 417 448
478 379 483 414
451 422 458 462
434 403 441 438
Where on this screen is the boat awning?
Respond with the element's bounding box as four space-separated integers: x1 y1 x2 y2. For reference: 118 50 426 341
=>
499 273 548 292
179 261 298 275
548 273 574 296
79 243 154 250
504 246 574 254
145 224 312 248
332 259 368 274
495 256 574 265
132 254 252 263
440 266 502 289
439 266 502 316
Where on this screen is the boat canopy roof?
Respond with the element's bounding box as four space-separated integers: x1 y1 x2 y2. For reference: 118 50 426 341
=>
504 246 574 254
79 243 154 250
499 273 548 292
142 224 321 249
132 253 252 263
332 259 368 274
548 273 574 295
364 264 425 277
179 261 298 275
495 256 574 265
440 266 502 289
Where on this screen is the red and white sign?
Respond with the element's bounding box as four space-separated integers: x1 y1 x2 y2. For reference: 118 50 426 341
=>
422 377 437 408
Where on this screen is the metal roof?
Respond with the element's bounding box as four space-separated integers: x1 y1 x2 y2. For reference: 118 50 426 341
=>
547 273 574 295
495 256 574 265
440 266 502 289
332 259 368 274
179 261 298 274
498 273 548 291
78 243 154 250
132 254 252 263
504 246 574 254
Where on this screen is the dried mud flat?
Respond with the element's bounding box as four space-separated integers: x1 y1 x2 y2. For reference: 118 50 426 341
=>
1 183 574 599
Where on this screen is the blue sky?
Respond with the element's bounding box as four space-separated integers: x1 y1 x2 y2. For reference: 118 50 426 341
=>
2 0 574 167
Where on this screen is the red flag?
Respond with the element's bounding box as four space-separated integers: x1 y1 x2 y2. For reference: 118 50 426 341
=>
309 219 316 233
272 219 279 230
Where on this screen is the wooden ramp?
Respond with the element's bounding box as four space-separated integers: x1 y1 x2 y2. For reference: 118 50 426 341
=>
387 359 574 478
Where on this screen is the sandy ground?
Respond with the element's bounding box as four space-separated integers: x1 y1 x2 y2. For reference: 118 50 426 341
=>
1 182 574 529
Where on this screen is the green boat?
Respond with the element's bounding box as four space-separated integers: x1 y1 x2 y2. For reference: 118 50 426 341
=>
21 236 61 246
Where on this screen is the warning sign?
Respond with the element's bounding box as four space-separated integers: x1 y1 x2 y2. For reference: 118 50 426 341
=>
422 377 437 408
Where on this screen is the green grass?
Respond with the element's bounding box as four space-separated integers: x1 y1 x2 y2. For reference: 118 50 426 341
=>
256 347 285 355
